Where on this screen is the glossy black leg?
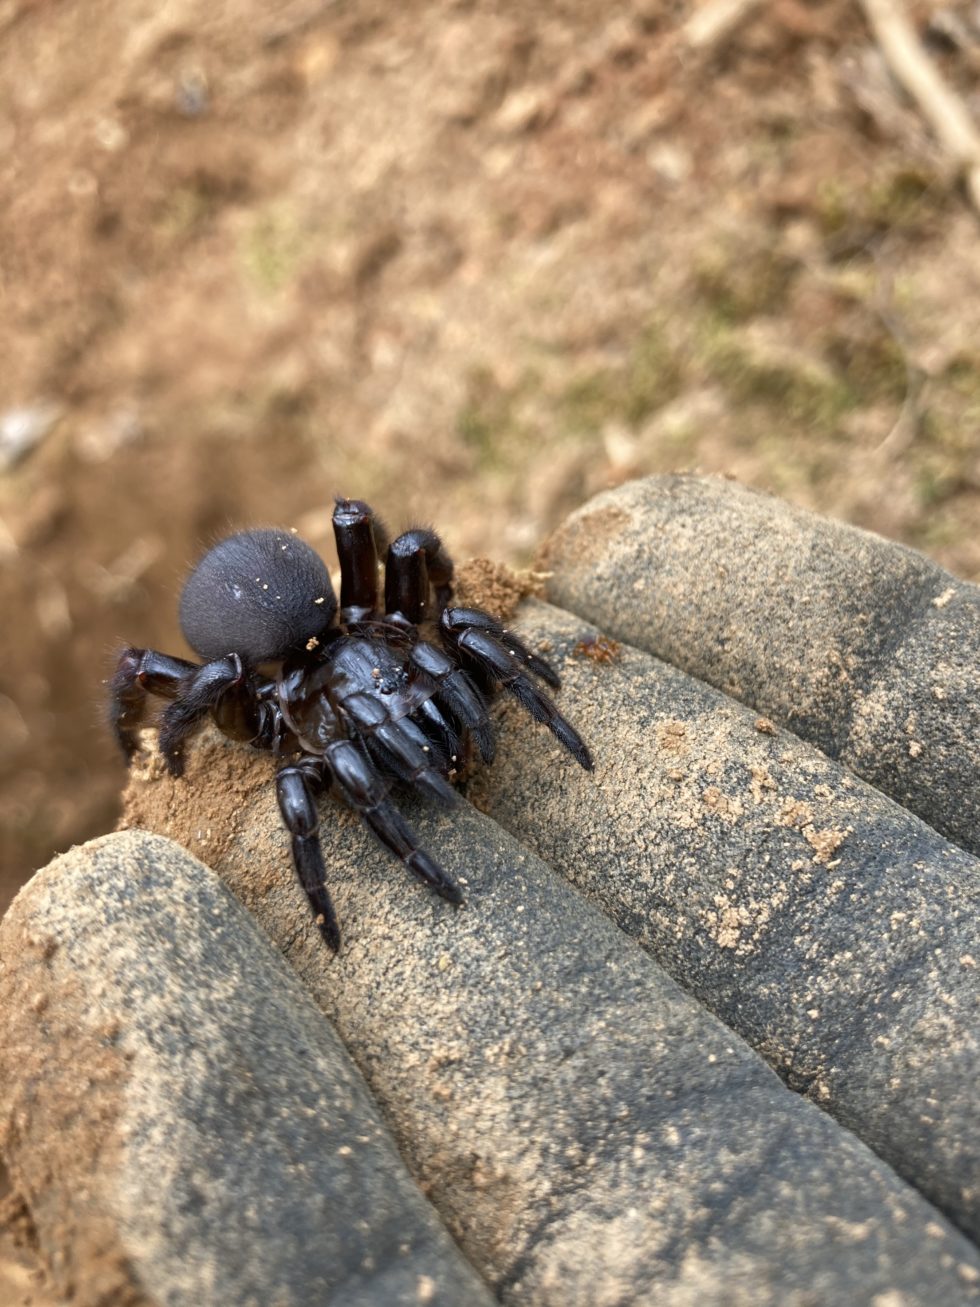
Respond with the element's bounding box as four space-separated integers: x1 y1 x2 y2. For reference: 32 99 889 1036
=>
249 685 297 756
414 696 462 772
276 761 341 952
442 607 561 687
440 609 593 771
332 497 383 625
158 654 251 777
341 691 457 805
324 738 463 903
410 640 495 763
109 647 197 760
384 527 454 623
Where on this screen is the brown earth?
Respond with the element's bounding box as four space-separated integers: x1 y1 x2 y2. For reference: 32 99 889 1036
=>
2 0 979 928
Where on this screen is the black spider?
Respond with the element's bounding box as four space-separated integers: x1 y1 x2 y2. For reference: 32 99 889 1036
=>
110 498 592 950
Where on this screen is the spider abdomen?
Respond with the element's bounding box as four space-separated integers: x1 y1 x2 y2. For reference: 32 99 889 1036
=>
180 529 338 664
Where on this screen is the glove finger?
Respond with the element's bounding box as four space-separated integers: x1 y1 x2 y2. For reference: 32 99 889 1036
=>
543 473 980 857
472 596 980 1247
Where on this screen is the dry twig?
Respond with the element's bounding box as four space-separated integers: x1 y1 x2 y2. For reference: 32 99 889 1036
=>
859 0 980 212
682 0 764 52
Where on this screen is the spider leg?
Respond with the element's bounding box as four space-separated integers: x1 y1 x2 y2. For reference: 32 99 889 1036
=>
158 653 254 778
324 738 463 904
441 607 561 687
109 647 197 761
248 686 297 756
410 641 495 763
276 760 341 952
341 692 458 805
440 609 594 771
414 696 462 772
384 527 455 623
332 498 383 625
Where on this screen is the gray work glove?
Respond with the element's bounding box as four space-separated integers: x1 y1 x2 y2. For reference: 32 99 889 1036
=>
2 475 978 1306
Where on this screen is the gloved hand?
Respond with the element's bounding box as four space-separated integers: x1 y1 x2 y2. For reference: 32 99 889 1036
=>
2 475 978 1307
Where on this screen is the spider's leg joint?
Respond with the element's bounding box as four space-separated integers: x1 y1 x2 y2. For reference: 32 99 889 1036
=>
277 764 340 952
443 615 592 771
158 653 252 777
324 738 464 904
108 646 196 763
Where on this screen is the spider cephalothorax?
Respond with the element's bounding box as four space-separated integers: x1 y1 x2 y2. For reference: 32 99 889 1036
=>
110 499 592 950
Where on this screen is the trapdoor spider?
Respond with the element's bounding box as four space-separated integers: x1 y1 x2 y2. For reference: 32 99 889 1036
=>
111 499 592 949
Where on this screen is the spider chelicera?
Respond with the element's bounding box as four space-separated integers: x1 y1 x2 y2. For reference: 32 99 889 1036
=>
110 498 592 949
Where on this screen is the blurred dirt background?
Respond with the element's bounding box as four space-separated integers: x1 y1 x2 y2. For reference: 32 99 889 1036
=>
2 0 980 922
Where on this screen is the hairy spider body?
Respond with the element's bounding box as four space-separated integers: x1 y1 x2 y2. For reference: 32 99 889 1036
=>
179 528 337 663
111 499 592 950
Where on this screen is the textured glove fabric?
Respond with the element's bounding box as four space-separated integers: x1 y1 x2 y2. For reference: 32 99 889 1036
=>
2 477 979 1306
543 473 980 856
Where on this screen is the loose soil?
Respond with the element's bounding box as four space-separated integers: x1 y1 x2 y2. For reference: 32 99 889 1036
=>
2 0 980 916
